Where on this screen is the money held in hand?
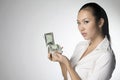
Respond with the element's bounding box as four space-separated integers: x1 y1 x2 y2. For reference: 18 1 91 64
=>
44 32 63 54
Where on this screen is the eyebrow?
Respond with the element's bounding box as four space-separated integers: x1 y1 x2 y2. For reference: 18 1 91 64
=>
77 18 89 22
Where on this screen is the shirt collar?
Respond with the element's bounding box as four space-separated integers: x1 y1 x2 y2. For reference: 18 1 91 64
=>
95 36 110 50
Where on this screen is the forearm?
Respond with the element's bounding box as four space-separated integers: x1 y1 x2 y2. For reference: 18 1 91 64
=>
49 53 80 80
59 62 67 80
66 63 81 80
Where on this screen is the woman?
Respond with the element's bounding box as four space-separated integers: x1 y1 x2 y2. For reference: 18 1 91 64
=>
48 2 116 80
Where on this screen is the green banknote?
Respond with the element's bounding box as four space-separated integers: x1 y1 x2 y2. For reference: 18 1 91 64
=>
44 32 63 54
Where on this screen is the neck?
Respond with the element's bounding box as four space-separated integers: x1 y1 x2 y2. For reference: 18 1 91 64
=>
89 35 104 47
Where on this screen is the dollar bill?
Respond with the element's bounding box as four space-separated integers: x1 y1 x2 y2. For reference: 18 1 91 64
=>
48 44 63 53
44 32 63 54
44 32 55 46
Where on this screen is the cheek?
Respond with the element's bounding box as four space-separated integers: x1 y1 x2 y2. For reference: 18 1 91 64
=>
89 27 99 36
87 25 98 35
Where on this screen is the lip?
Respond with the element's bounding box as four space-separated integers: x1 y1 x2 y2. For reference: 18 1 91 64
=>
81 33 87 37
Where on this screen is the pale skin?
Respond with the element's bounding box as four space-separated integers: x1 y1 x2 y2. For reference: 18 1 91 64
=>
48 7 105 80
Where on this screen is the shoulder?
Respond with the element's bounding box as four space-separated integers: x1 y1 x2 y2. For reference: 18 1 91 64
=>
96 49 115 64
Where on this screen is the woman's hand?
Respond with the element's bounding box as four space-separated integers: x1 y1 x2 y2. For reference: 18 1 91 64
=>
48 52 70 65
48 53 52 61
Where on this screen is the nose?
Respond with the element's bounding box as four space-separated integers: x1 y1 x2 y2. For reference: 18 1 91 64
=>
78 25 85 32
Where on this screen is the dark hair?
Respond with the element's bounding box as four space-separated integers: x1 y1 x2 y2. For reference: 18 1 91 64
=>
79 2 111 43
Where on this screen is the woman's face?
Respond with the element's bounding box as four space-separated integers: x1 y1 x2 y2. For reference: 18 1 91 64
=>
77 9 101 40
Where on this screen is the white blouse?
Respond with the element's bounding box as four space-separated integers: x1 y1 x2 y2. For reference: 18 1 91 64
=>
67 37 116 80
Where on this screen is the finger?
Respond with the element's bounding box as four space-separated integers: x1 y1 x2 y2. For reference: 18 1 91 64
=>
52 53 60 61
53 53 64 63
48 53 50 58
52 53 58 58
53 52 61 58
54 51 61 55
55 53 62 57
48 53 52 60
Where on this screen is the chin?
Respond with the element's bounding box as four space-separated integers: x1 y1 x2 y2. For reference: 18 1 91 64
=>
83 37 90 40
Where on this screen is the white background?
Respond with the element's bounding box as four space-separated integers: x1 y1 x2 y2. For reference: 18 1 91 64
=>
0 0 120 80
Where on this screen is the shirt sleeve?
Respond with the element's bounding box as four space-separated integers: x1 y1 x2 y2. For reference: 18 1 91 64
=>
87 52 115 80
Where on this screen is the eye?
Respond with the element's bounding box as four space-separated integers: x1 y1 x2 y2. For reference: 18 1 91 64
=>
84 20 89 24
77 21 81 25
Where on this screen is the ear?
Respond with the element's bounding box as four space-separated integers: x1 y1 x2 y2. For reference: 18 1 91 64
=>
98 18 104 28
